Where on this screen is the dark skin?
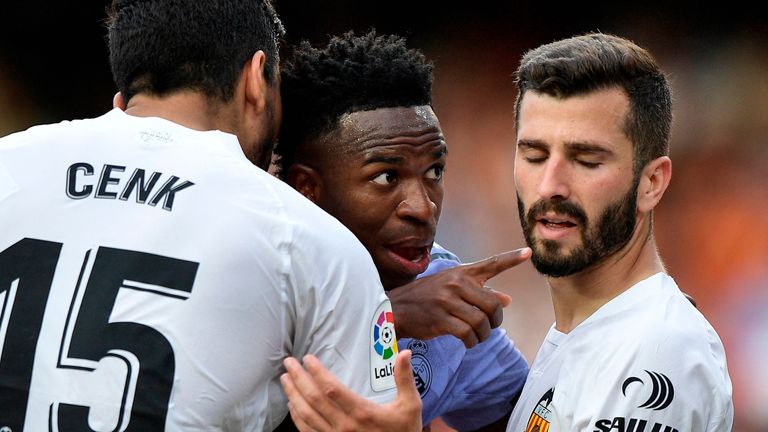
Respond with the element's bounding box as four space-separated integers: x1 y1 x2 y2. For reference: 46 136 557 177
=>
287 106 525 347
286 105 530 431
289 105 445 291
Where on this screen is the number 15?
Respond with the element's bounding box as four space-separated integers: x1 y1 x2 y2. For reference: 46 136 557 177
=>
0 238 198 431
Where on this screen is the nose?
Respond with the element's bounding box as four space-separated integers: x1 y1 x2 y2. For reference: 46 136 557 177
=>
396 181 437 224
537 157 571 201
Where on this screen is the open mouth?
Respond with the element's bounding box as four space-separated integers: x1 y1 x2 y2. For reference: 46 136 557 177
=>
534 213 580 241
390 245 427 262
538 217 577 229
386 244 431 277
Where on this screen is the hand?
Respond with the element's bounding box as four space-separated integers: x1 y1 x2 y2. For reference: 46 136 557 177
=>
281 350 423 432
388 247 531 347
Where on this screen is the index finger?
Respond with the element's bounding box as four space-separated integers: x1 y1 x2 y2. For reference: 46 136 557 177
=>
462 247 532 282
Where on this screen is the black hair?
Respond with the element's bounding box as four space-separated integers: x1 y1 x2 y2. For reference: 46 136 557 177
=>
274 30 433 177
107 0 285 103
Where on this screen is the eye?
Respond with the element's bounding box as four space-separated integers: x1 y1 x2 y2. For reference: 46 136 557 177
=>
425 165 444 181
372 171 397 185
524 156 546 164
520 148 547 164
577 160 602 169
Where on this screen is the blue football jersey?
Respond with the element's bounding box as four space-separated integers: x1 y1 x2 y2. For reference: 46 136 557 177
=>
397 243 529 430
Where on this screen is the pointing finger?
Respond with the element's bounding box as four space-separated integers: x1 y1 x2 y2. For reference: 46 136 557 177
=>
463 247 531 282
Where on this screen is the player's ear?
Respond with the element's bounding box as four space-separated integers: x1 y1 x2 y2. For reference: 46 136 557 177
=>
113 92 126 110
243 50 268 114
637 156 671 213
287 163 322 204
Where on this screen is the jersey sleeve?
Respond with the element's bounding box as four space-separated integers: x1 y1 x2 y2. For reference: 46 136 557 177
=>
419 242 462 277
286 213 397 404
440 328 529 430
557 319 733 432
421 243 531 430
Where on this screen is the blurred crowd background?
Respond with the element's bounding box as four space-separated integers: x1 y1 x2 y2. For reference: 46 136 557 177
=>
1 2 765 430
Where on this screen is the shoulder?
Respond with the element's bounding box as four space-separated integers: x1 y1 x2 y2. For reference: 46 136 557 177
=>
583 292 727 379
586 274 723 354
429 242 461 263
250 180 381 292
633 297 731 394
0 117 81 148
559 279 732 417
270 180 366 252
624 276 728 367
556 322 732 430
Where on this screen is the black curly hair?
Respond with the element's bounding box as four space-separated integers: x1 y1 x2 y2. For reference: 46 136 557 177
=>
107 0 285 104
274 30 434 177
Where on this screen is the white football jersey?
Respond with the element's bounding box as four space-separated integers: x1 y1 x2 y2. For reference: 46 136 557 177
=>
506 273 733 432
0 109 397 431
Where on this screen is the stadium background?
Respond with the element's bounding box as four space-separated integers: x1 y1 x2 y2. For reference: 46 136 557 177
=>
1 2 765 430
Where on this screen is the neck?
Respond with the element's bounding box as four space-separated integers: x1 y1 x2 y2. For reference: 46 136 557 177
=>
548 218 665 334
124 92 237 134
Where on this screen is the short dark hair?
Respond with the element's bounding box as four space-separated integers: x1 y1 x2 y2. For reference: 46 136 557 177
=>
274 30 434 177
107 0 285 103
514 32 672 175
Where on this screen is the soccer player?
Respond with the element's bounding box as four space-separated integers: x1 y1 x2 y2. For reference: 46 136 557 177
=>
506 32 732 432
274 30 529 431
280 32 734 432
0 1 399 429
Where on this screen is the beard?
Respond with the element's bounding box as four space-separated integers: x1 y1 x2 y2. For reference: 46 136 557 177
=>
254 103 280 171
247 88 281 171
517 181 638 278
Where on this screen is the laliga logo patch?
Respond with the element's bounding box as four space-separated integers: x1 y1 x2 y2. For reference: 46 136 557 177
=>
526 388 554 432
370 300 397 391
407 339 432 397
373 310 397 360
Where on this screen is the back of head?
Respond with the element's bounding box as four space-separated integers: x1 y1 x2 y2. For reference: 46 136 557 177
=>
107 0 285 104
514 32 672 174
274 30 434 177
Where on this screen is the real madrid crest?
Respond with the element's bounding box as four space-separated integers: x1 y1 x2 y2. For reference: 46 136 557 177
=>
407 339 432 397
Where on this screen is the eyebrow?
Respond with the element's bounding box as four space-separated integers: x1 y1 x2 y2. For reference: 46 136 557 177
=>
432 147 448 159
517 139 613 155
565 142 613 155
363 154 406 165
362 144 447 166
517 139 546 150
